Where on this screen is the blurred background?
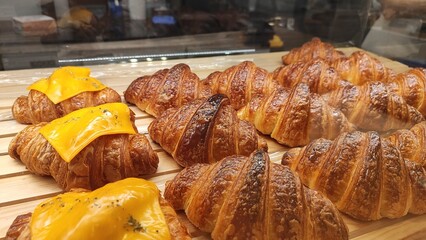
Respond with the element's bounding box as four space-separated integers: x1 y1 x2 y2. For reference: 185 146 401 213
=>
0 0 424 70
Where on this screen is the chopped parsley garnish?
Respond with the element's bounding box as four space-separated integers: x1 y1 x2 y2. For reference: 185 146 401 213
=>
127 215 145 233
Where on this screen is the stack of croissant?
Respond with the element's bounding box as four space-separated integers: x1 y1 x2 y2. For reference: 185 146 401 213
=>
8 120 159 190
278 38 426 221
9 68 160 191
7 38 426 239
122 38 426 223
7 68 191 239
124 45 426 145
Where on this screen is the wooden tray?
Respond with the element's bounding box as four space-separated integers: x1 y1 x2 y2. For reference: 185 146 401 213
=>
0 48 425 239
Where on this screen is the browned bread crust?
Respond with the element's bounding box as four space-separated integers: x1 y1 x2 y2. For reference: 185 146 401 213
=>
165 150 348 239
149 94 267 167
12 87 121 124
8 121 159 191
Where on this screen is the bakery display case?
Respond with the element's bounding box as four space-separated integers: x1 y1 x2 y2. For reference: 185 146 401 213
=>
1 0 426 239
1 0 423 70
0 0 272 70
2 47 426 240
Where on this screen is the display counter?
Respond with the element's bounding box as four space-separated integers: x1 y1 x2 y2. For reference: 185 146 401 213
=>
0 49 425 239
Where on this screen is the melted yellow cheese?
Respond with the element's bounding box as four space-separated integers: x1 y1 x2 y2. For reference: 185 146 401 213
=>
28 66 106 104
30 178 171 240
39 102 136 162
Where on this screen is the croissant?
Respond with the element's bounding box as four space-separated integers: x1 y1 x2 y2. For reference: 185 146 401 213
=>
281 130 426 221
272 58 351 94
12 87 121 124
149 94 267 167
386 121 426 167
237 83 355 147
331 51 396 84
281 37 345 65
6 179 190 240
164 150 349 239
6 200 190 240
125 61 283 115
323 81 424 131
8 123 159 191
202 61 279 110
386 122 426 214
387 68 426 116
124 63 212 117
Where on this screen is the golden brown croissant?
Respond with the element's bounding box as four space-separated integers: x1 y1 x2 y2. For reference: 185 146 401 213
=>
125 61 285 115
386 122 426 215
124 63 212 117
323 81 424 131
272 58 351 94
386 121 426 167
237 83 355 147
282 130 426 221
331 51 396 84
149 94 267 167
281 37 345 65
202 61 279 110
8 123 159 191
164 150 349 239
6 194 190 240
12 87 121 124
387 68 426 116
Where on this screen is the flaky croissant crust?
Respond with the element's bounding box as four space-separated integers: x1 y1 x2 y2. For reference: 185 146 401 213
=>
149 94 267 167
12 88 121 124
275 59 426 120
323 81 424 132
238 83 355 147
331 51 396 85
8 123 159 191
272 58 351 94
165 150 348 240
388 68 426 116
282 129 426 221
281 38 394 85
281 37 345 65
386 121 426 167
124 63 212 118
202 61 279 110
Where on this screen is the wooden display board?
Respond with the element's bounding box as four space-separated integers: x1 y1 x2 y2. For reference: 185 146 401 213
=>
0 48 425 239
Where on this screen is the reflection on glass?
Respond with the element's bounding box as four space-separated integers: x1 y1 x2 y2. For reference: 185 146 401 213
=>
0 0 424 70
